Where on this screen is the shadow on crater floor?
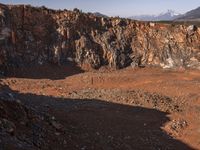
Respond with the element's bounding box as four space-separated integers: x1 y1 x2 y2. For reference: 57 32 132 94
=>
11 89 195 150
6 63 84 80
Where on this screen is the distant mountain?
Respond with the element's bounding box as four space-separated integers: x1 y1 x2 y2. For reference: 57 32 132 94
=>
93 12 108 18
130 10 181 21
175 7 200 21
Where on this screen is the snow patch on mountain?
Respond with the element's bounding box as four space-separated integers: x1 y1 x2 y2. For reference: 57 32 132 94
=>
130 10 182 21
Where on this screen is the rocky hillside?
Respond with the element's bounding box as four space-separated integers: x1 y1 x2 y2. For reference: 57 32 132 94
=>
175 7 200 21
0 3 200 74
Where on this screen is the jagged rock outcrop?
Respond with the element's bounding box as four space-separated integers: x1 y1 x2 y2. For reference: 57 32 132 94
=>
0 84 78 149
0 3 200 73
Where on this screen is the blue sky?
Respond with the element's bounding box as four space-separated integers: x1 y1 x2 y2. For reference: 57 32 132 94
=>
1 0 200 17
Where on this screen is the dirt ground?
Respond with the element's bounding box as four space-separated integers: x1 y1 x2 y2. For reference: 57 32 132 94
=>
1 65 200 150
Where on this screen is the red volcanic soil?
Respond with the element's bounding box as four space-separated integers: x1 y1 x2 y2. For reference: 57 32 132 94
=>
1 65 200 149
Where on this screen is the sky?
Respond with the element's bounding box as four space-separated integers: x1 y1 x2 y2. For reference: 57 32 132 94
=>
1 0 200 17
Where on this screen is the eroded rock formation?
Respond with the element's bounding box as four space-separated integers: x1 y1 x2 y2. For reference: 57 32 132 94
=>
1 3 200 73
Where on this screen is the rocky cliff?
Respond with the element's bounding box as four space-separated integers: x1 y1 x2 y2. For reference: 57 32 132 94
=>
0 3 200 74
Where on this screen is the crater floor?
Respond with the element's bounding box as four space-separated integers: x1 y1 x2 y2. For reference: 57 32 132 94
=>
1 66 200 149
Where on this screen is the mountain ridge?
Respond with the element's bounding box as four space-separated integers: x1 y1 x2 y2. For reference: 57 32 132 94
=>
175 7 200 21
130 10 181 21
93 12 108 18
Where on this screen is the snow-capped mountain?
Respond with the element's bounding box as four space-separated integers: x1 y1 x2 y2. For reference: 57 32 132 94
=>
130 10 181 21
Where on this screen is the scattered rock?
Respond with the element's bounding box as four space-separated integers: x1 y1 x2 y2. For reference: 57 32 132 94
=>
0 119 16 135
50 121 63 130
170 119 188 132
68 88 181 113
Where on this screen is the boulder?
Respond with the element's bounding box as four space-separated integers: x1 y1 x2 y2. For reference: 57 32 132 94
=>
187 25 197 36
